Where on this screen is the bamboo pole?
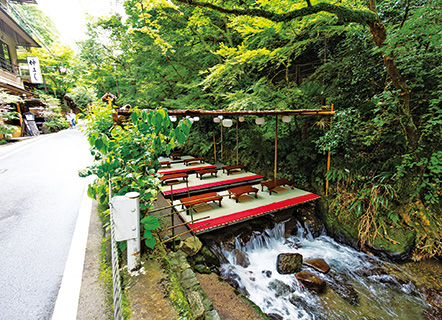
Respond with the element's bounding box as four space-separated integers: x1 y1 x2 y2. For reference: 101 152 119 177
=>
236 116 239 165
213 126 217 164
274 115 278 181
185 180 196 236
220 123 223 160
162 224 210 243
325 104 334 196
165 216 210 231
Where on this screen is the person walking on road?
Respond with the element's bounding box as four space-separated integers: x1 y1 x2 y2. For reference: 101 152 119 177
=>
66 111 76 129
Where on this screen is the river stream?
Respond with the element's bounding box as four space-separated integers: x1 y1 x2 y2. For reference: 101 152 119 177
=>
215 223 439 320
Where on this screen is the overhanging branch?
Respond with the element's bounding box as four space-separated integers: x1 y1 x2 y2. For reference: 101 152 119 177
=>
174 0 378 25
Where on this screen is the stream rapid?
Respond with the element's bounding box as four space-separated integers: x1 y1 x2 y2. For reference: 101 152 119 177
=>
217 223 430 320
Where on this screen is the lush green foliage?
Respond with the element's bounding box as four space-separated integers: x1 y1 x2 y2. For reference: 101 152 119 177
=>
41 105 69 133
82 102 191 248
76 0 442 259
0 90 23 138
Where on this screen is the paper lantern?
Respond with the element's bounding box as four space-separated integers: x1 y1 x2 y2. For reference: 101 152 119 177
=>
169 115 177 122
193 116 200 122
238 116 245 122
213 117 221 123
222 119 233 127
255 117 265 125
282 115 292 123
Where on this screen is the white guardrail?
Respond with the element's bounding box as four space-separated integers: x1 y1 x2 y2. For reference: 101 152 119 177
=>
109 178 141 319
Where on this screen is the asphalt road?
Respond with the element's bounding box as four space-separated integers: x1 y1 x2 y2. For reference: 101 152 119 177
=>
0 129 93 320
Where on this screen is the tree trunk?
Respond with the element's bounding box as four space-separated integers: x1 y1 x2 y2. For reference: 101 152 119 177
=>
367 1 417 150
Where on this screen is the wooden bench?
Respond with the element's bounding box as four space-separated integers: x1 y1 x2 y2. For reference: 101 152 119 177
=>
260 178 295 195
159 173 188 186
184 157 205 166
222 164 247 175
227 185 259 203
180 192 223 214
160 161 171 168
195 168 218 180
170 153 181 160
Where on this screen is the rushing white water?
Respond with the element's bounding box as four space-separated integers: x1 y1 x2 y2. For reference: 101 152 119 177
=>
218 223 426 320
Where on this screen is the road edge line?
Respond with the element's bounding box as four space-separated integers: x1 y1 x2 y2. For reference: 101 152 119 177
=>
51 185 93 320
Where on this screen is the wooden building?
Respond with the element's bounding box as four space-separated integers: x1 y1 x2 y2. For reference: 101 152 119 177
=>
0 0 40 137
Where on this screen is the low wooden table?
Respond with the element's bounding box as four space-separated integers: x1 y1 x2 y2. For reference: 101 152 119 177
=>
180 192 223 214
227 185 259 203
160 161 171 168
222 164 247 175
195 168 218 180
260 178 295 195
170 153 181 160
159 173 188 186
184 157 204 166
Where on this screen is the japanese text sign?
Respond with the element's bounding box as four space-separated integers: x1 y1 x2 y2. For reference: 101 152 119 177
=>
27 56 43 84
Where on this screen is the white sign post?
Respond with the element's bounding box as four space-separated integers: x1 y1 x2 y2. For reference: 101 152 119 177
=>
26 56 43 84
112 192 141 271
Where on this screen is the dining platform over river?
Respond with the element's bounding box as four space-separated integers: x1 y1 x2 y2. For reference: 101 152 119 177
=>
157 155 320 234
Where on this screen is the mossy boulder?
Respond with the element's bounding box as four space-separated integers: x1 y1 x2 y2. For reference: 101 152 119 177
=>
181 236 203 256
368 225 415 262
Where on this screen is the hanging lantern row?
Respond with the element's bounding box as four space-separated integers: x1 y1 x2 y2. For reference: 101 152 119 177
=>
171 114 293 124
170 115 202 123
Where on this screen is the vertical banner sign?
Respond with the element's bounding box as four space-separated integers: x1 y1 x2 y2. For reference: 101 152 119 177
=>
27 56 43 84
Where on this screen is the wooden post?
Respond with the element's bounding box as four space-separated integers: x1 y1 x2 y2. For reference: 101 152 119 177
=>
274 115 278 181
220 123 223 160
325 104 334 196
236 117 239 165
213 127 217 164
16 102 24 137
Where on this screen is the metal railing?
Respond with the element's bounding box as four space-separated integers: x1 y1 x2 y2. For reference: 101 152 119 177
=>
0 55 20 76
109 180 124 320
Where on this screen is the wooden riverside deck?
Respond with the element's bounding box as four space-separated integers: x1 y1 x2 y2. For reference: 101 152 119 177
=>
157 156 320 236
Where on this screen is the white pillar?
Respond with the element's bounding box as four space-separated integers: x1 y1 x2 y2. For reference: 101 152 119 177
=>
125 192 141 271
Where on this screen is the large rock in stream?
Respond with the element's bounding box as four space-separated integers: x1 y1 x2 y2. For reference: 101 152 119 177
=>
180 236 203 256
277 253 303 274
303 258 330 273
295 271 326 293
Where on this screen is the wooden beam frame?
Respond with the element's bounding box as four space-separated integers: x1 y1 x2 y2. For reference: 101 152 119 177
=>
166 108 335 117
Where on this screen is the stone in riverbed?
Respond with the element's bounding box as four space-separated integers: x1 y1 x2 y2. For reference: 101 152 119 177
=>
262 270 272 278
268 279 294 297
266 313 283 320
277 253 303 274
295 270 326 293
220 265 241 289
186 291 205 320
233 249 250 268
303 258 330 273
423 288 442 308
422 306 442 320
327 272 359 306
